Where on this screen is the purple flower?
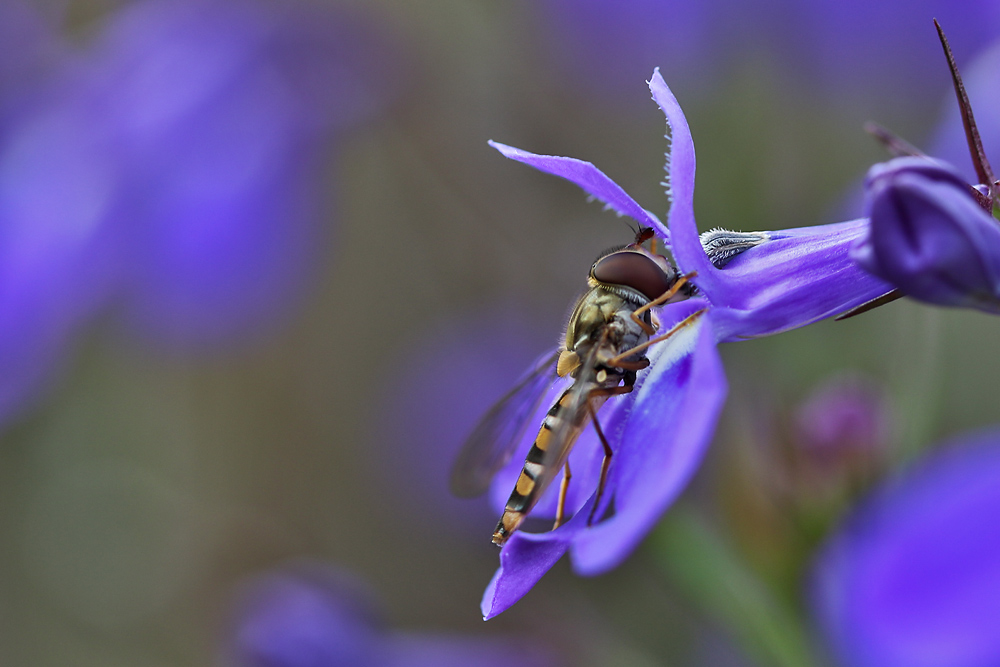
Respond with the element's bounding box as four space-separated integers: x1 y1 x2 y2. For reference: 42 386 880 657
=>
92 0 395 347
479 70 891 618
225 562 557 667
812 428 1000 667
850 25 1000 314
851 157 1000 312
0 46 127 425
534 0 1000 105
0 0 393 426
534 0 724 100
0 1 61 96
778 1 1000 101
795 375 891 457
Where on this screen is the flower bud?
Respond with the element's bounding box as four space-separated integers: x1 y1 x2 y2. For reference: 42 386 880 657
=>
851 156 1000 313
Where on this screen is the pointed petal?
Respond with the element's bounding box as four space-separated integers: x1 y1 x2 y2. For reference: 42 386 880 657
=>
571 301 727 574
647 70 719 289
480 517 582 619
488 140 668 240
649 70 891 334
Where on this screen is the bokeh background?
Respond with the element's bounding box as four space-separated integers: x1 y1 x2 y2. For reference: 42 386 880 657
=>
2 0 1000 665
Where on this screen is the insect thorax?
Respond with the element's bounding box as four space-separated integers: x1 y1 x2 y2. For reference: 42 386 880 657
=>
565 287 650 375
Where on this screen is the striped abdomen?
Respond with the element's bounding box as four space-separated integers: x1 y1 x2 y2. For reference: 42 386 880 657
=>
492 386 591 546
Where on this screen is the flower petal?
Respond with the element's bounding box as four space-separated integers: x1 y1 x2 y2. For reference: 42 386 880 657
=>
488 140 668 239
99 0 366 347
707 219 894 340
480 511 585 619
649 70 892 334
647 70 717 285
571 299 727 574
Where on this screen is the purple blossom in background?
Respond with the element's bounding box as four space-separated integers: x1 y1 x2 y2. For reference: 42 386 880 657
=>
851 157 1000 312
0 5 124 424
535 0 723 100
0 1 60 96
788 375 892 502
812 428 1000 667
0 0 393 427
479 71 892 618
225 562 557 667
795 375 891 457
779 2 1000 101
534 0 1000 103
93 0 395 346
850 28 1000 315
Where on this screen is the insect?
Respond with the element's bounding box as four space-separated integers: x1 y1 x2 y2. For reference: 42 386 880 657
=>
450 227 706 546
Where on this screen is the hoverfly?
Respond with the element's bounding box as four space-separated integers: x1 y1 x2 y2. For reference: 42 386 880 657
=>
450 227 706 546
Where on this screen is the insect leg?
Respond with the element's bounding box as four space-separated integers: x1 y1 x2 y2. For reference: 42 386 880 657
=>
584 384 632 525
608 357 649 372
607 307 708 368
630 271 698 335
553 461 572 530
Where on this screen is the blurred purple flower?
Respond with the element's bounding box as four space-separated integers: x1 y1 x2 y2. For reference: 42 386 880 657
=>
91 0 396 347
795 375 891 457
479 71 891 618
535 0 724 100
0 0 394 425
225 562 557 667
846 28 1000 314
0 1 61 97
812 428 1000 667
535 0 1000 104
779 2 1000 101
851 157 1000 312
0 27 127 424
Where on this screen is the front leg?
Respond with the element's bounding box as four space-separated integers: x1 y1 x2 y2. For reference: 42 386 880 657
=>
629 272 697 335
607 307 708 368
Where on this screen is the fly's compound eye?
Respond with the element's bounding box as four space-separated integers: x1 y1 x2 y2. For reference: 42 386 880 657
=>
592 250 675 301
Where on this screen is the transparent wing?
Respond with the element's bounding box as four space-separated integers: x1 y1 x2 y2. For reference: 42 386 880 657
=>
449 348 561 498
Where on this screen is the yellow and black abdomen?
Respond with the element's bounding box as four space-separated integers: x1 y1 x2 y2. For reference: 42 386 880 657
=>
492 387 583 545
